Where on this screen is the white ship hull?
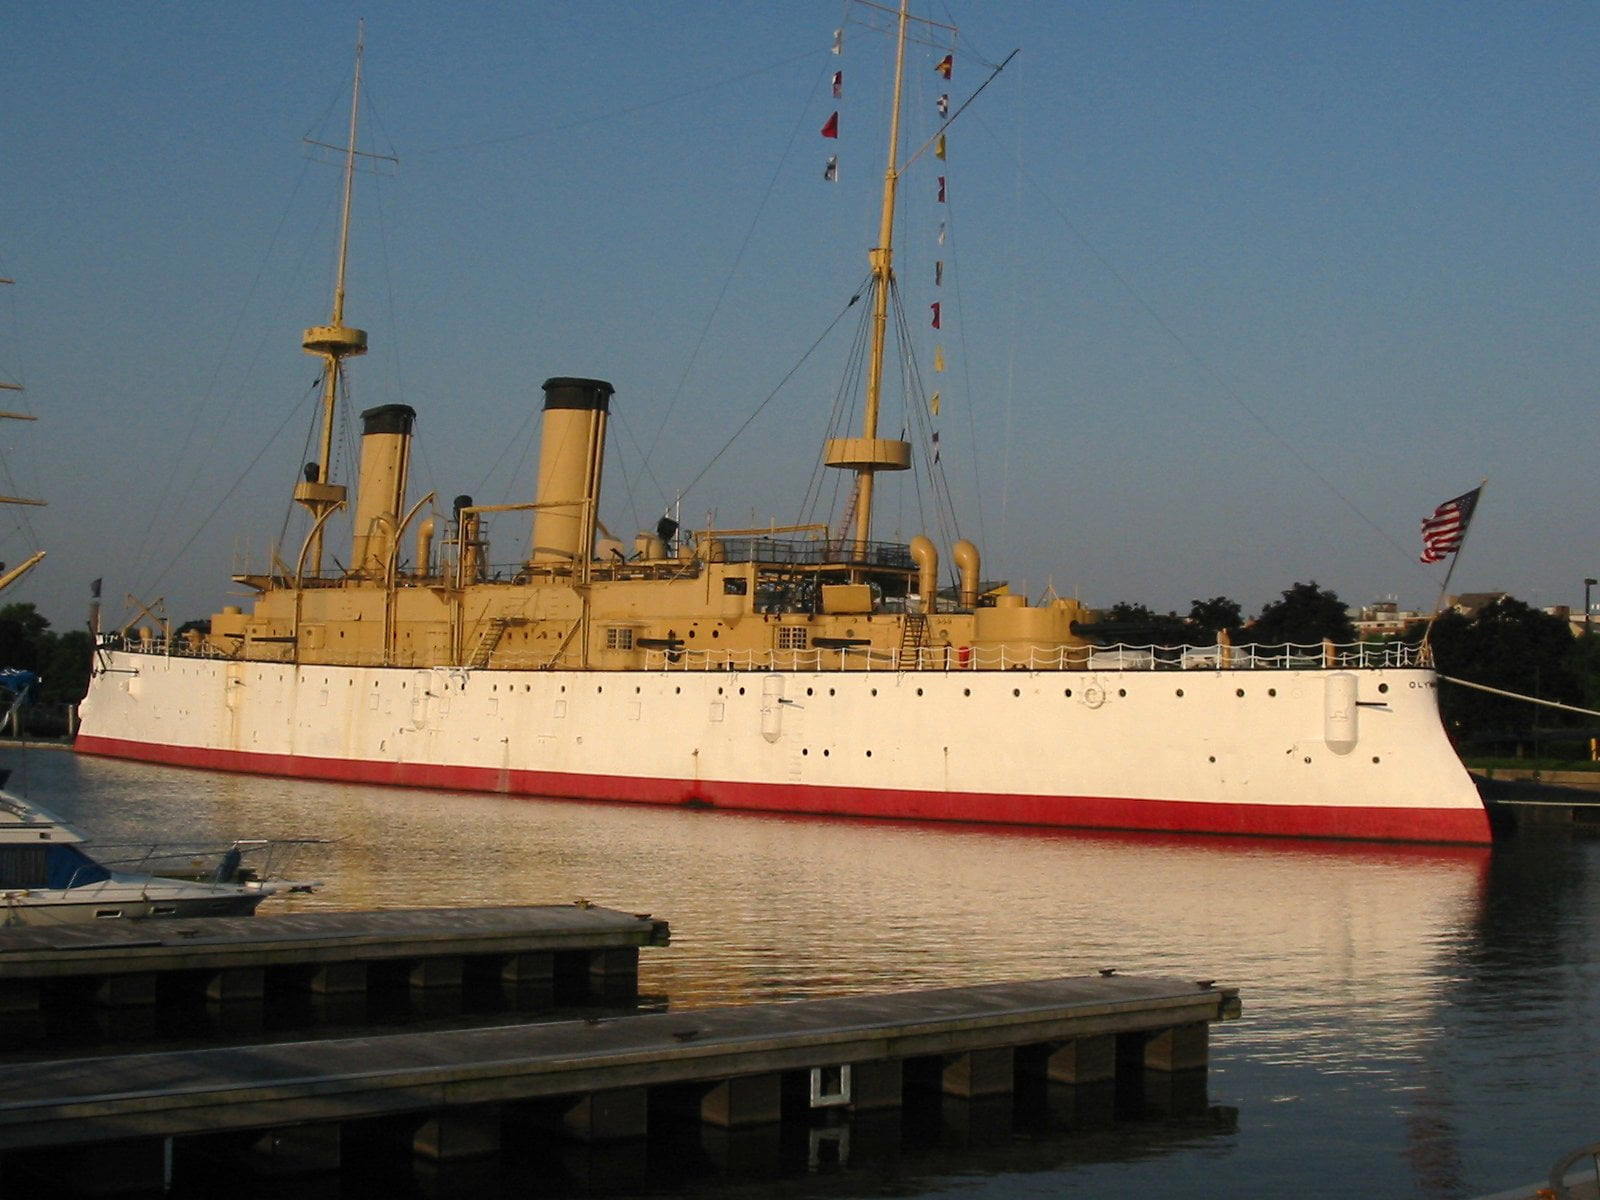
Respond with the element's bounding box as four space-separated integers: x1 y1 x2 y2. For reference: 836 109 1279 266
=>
76 651 1492 843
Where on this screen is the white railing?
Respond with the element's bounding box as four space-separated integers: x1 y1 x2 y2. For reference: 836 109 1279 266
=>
102 635 1426 673
638 640 1426 673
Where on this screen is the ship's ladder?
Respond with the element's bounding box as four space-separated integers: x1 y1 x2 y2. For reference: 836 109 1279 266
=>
466 617 511 670
897 613 928 670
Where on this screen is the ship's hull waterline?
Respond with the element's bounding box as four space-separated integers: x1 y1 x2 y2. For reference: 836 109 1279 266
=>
76 652 1491 844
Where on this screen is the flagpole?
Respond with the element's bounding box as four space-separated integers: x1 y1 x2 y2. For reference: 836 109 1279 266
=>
1421 478 1487 657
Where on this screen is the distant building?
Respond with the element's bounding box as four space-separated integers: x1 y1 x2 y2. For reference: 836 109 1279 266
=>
1446 592 1511 618
1351 598 1427 638
1540 603 1593 638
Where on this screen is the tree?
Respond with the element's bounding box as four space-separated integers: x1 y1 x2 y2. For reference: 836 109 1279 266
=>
39 631 93 706
0 603 48 672
1188 596 1243 638
1101 602 1191 646
1248 581 1355 646
1412 597 1582 754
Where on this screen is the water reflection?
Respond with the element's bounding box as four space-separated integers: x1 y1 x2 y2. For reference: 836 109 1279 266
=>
15 747 1585 1199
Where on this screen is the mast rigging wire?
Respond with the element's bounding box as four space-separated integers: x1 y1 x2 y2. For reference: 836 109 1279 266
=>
640 47 836 488
413 49 827 158
969 109 1416 570
140 383 324 600
126 152 323 601
675 290 865 513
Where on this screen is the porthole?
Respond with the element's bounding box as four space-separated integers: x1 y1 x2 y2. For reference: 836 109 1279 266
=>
806 687 814 696
1175 688 1184 697
963 687 971 697
1208 755 1216 763
1235 688 1245 698
866 750 873 757
635 686 641 694
1064 688 1073 698
1268 688 1277 697
1378 683 1389 694
1372 756 1381 764
596 686 603 694
802 748 809 756
1303 756 1312 764
823 749 830 757
1012 688 1021 697
1118 688 1126 697
674 686 681 695
871 688 878 697
738 687 745 695
916 688 924 696
828 687 836 696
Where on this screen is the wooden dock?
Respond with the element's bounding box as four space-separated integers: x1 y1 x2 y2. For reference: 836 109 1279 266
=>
0 903 668 1012
0 973 1238 1188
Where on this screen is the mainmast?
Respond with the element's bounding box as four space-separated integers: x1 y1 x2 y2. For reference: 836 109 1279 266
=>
294 24 370 578
0 277 46 593
824 0 915 559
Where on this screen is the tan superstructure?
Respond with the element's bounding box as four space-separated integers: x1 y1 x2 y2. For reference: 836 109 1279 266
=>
216 368 1090 671
203 6 1092 678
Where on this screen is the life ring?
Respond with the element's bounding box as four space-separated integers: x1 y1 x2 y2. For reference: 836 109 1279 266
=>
1082 684 1105 709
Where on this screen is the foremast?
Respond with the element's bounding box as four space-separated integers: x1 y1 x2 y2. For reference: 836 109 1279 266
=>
825 0 915 560
294 24 370 578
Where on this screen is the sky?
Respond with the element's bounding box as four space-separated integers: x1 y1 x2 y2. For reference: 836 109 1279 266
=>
2 1 1596 633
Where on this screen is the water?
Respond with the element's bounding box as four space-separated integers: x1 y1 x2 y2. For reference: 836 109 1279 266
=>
10 747 1598 1199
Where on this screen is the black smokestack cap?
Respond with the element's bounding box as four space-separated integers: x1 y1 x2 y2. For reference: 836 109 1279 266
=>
360 404 417 436
542 377 614 413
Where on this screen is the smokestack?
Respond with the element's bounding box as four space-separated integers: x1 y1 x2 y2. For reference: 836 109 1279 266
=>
530 377 613 566
351 404 416 576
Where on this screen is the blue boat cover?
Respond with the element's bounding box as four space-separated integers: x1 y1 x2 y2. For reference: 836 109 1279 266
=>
47 844 112 888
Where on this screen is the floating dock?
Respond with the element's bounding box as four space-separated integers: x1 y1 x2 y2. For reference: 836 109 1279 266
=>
0 903 668 1012
0 973 1239 1190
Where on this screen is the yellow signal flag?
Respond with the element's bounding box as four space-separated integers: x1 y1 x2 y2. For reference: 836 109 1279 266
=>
934 345 946 373
935 133 946 160
931 391 941 416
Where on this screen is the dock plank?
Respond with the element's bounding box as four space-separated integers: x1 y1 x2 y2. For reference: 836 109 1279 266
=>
0 975 1239 1149
0 904 668 979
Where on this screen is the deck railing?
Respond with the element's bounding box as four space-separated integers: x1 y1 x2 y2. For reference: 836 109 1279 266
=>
102 636 1427 673
638 640 1425 672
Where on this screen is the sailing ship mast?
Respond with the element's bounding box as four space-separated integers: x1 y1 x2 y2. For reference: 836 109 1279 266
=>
293 25 371 578
0 276 46 593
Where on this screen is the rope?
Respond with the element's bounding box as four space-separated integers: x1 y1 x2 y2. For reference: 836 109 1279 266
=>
1439 675 1600 719
968 110 1418 573
641 48 834 482
676 290 863 510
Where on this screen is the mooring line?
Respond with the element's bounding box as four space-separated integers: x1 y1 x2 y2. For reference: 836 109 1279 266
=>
1438 675 1600 719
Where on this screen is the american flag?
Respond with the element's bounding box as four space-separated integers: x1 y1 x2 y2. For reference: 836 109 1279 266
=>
1419 487 1481 564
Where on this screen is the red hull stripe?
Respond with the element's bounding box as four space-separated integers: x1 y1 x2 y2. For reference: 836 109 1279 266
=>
72 735 1493 845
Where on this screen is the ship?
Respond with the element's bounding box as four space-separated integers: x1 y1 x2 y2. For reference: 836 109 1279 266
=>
74 9 1492 845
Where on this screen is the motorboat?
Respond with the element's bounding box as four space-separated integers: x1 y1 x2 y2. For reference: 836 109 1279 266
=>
0 774 318 926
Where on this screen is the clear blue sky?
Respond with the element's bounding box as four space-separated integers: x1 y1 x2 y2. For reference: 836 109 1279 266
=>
2 1 1595 632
